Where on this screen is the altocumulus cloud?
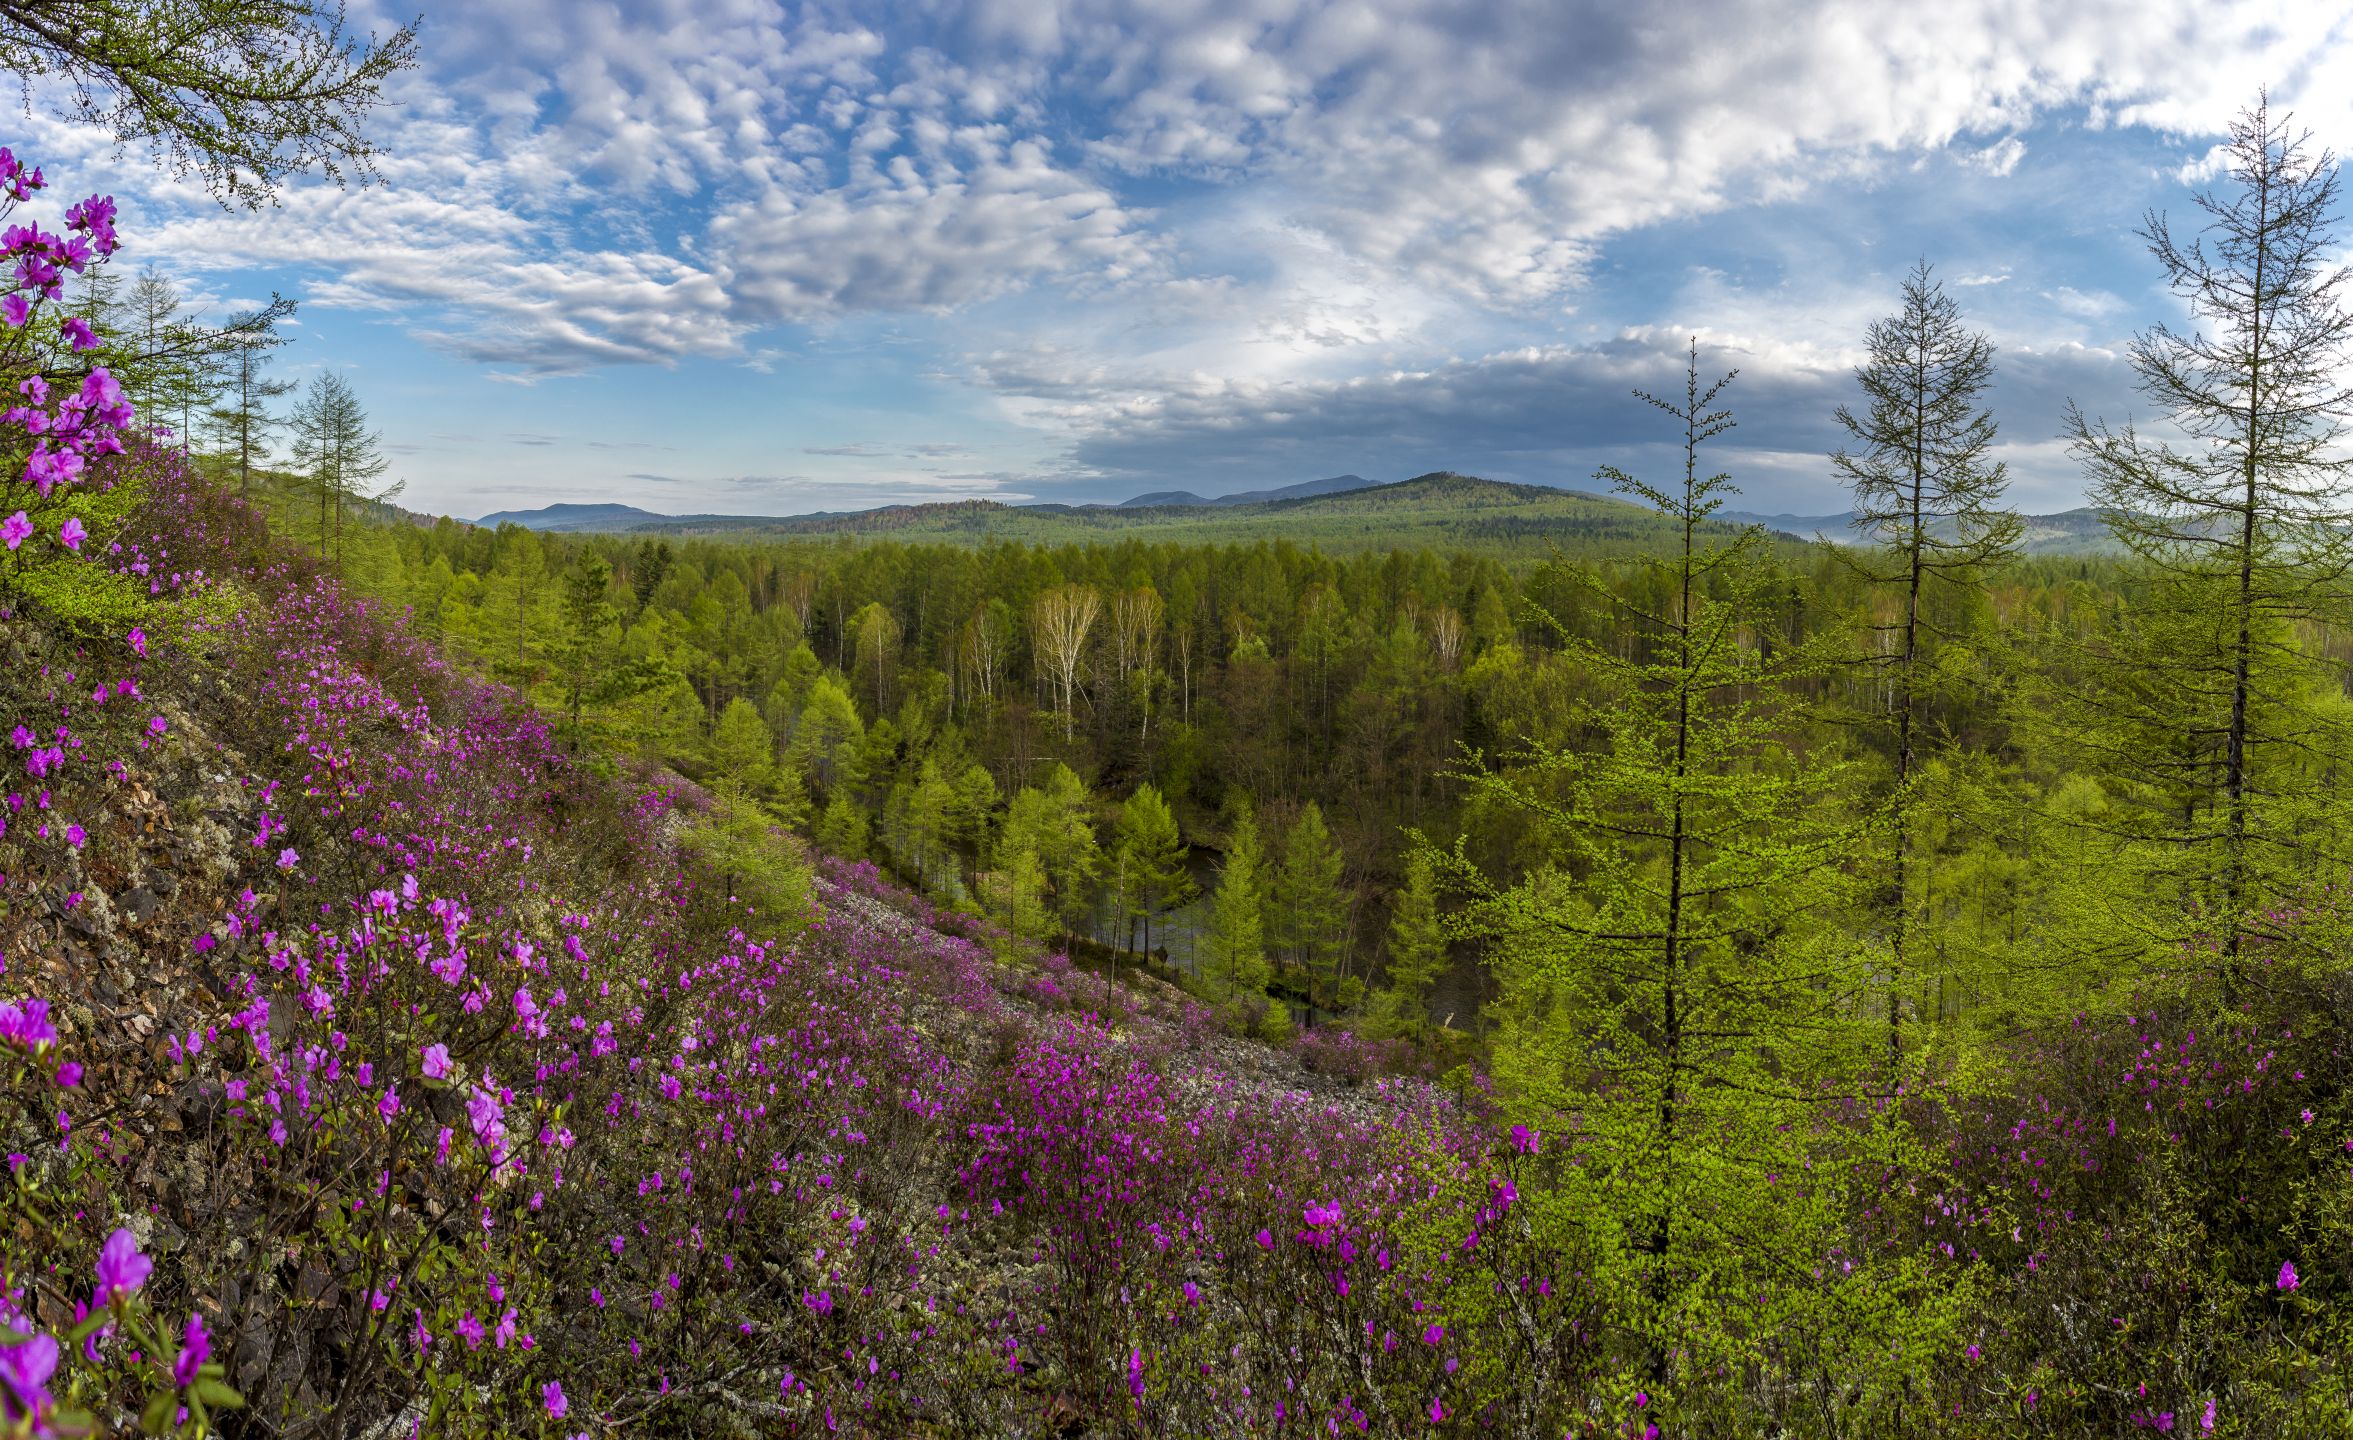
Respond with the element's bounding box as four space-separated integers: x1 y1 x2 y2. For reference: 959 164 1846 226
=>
39 0 2353 506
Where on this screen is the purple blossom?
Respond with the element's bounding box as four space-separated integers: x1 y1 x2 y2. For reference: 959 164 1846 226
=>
0 511 27 551
94 1227 151 1304
2278 1260 2300 1292
0 1332 58 1424
544 1380 568 1418
422 1043 452 1080
171 1312 209 1388
56 516 83 551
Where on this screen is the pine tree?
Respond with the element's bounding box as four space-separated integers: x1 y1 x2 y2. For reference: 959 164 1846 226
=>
1831 260 2018 1071
2061 95 2353 998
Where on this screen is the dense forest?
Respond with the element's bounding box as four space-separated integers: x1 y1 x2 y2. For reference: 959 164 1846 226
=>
2 6 2352 1434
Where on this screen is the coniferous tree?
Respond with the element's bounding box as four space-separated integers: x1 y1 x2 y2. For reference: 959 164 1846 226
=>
0 0 417 206
2061 95 2353 998
1831 260 2018 1069
1373 849 1446 1039
788 674 865 796
211 305 298 495
1112 783 1194 962
815 792 868 859
1203 806 1272 1021
288 370 394 570
1272 801 1348 1008
1460 344 1880 1387
1001 763 1100 935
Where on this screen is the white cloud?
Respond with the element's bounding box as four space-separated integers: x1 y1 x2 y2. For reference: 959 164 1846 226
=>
1965 137 2029 175
35 0 2349 497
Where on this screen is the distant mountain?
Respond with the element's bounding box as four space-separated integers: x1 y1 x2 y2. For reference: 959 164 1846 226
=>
1115 474 1374 509
1724 506 2124 555
471 502 674 532
458 484 2126 558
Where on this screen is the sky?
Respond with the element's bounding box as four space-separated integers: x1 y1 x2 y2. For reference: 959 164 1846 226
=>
19 0 2353 520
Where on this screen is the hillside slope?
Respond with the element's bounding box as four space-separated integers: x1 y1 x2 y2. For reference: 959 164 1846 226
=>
1 457 1550 1440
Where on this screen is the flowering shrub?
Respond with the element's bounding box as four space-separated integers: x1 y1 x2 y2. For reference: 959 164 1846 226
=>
0 148 145 634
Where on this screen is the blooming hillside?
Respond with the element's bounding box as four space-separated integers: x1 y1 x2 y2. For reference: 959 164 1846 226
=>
0 454 1588 1436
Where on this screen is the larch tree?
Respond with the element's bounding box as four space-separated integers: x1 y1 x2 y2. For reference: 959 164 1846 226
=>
287 370 393 571
1457 344 1883 1387
1203 805 1272 1020
1831 260 2018 1071
1272 801 1349 1009
2062 95 2353 998
210 302 298 495
0 0 417 207
1112 782 1194 962
1374 848 1446 1040
1000 763 1101 936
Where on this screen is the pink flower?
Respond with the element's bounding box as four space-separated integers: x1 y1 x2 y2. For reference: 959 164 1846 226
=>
56 517 83 551
0 293 26 329
378 1085 400 1121
0 1332 58 1417
0 511 28 551
172 1312 209 1387
94 1227 151 1304
543 1380 568 1418
276 846 298 870
126 627 145 657
421 1043 453 1080
2278 1260 2301 1291
59 316 97 351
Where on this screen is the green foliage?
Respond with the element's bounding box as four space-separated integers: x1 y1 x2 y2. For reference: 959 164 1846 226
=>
1271 800 1348 1004
2057 98 2353 1002
1203 805 1272 1018
1832 259 2019 1073
1111 782 1194 959
1001 762 1101 933
0 0 419 206
815 791 868 858
1372 848 1445 1038
1460 345 1887 1387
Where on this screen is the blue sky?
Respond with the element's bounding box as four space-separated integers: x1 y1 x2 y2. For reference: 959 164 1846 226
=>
21 0 2353 519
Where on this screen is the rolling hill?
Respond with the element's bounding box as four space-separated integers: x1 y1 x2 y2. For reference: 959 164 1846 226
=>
461 476 2126 559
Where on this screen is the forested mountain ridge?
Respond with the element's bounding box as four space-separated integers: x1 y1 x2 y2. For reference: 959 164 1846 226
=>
1117 473 1374 507
467 472 2133 556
